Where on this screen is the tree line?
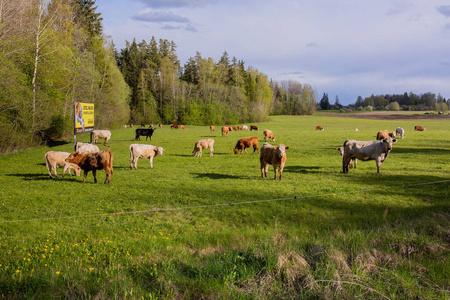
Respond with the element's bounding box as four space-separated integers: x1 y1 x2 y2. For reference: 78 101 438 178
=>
0 0 316 153
319 92 449 112
117 39 316 126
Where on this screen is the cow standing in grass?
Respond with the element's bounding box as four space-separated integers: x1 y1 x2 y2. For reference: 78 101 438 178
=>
234 136 259 154
192 139 214 157
260 143 289 180
45 151 81 178
92 130 111 146
342 137 396 174
65 150 113 183
129 144 165 169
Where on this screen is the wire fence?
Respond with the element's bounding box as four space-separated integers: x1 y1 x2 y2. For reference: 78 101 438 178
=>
0 179 449 225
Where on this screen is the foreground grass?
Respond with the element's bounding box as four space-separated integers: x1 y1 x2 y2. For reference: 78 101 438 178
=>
0 116 449 299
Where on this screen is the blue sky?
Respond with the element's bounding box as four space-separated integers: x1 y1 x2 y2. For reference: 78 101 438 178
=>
96 0 450 105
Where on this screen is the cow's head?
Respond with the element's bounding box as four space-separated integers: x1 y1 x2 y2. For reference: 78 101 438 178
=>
65 152 83 164
156 147 165 156
277 145 289 158
337 146 344 156
382 137 397 152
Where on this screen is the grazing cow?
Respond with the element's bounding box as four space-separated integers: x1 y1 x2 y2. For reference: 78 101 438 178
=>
250 125 258 131
65 150 114 183
234 136 259 154
92 130 111 146
337 147 356 169
135 128 156 141
414 126 425 131
140 123 145 127
210 125 215 132
376 131 395 140
237 126 243 130
242 125 249 131
129 144 165 170
45 151 81 179
222 126 230 137
171 124 179 129
130 124 133 128
149 124 154 129
260 143 289 180
263 129 275 142
315 125 324 131
342 137 397 174
124 124 127 129
180 125 186 130
396 127 405 139
192 139 214 157
231 126 237 131
75 142 100 154
159 124 162 128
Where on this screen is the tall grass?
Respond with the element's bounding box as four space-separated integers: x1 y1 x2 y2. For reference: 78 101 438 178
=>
0 116 449 299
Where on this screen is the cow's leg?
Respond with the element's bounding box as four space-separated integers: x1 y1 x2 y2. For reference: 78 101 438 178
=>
260 159 265 178
62 164 71 177
92 169 97 183
264 164 269 178
52 165 60 179
376 157 382 174
343 156 351 173
104 170 111 184
149 156 154 169
273 167 278 180
279 164 284 180
83 170 89 183
199 149 202 157
210 146 213 157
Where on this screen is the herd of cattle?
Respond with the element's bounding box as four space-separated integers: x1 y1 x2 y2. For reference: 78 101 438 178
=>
44 124 425 183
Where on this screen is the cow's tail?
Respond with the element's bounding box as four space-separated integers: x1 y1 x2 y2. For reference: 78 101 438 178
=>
109 149 114 174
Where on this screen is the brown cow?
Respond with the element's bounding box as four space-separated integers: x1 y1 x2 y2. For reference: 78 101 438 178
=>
263 129 275 142
260 143 289 180
237 126 243 130
376 131 396 140
65 150 113 184
171 124 179 129
210 125 215 131
414 126 425 131
315 125 324 131
231 126 237 131
234 136 259 154
180 125 186 130
159 124 162 128
222 126 230 137
250 125 258 131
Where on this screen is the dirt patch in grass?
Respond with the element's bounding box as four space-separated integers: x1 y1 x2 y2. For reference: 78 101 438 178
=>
322 111 450 120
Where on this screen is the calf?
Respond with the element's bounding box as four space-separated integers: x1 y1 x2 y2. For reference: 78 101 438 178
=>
263 129 275 142
234 136 259 154
45 151 81 179
65 150 114 183
250 125 258 131
210 125 215 131
342 137 396 174
396 127 405 139
92 130 111 146
75 142 99 154
135 128 156 141
260 143 289 180
192 139 214 157
129 144 165 170
222 126 230 137
376 131 395 140
315 125 324 131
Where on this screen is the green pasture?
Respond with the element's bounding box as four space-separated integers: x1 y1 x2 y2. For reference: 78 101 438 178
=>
0 115 449 299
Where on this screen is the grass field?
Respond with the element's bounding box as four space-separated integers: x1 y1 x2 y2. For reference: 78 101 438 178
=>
0 115 449 299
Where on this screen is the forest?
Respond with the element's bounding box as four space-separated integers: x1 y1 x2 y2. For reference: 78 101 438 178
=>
0 0 316 153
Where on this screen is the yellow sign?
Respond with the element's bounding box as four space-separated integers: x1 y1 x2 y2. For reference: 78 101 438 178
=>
74 102 94 134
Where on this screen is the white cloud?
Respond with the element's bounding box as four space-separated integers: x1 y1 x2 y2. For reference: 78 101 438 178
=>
133 9 190 23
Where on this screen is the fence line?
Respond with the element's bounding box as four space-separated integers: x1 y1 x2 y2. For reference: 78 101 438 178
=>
1 179 449 225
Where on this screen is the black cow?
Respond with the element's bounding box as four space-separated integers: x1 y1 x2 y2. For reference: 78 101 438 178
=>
135 128 156 141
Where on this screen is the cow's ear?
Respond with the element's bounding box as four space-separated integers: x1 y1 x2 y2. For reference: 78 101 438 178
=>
392 139 397 143
285 147 290 150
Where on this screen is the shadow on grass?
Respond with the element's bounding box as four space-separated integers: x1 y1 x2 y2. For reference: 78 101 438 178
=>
6 173 81 181
284 165 322 173
191 172 242 180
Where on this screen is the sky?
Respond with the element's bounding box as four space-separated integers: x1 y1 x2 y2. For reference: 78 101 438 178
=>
95 0 450 105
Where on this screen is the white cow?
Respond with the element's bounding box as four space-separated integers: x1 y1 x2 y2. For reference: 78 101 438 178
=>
76 142 100 154
192 139 214 157
396 127 405 139
92 130 111 146
129 144 165 170
242 125 249 131
342 137 396 174
45 151 81 178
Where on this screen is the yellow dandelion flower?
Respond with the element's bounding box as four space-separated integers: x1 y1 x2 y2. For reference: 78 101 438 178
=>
56 271 60 275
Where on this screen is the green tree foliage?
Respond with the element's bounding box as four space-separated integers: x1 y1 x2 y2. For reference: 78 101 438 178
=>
319 93 330 110
269 81 317 115
0 0 129 152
